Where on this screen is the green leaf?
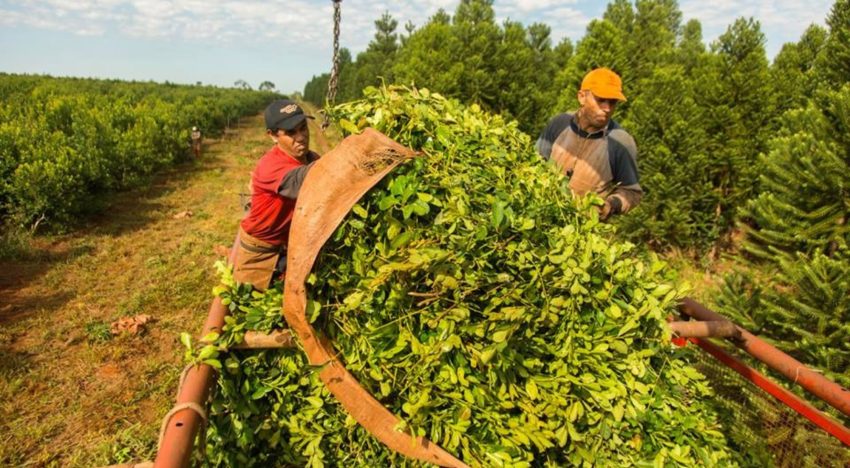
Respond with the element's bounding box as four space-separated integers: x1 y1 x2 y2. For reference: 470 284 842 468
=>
411 199 430 216
352 204 368 218
251 386 271 399
491 201 505 229
617 317 640 337
611 404 624 422
390 231 413 250
201 332 220 343
338 118 360 134
198 345 218 361
202 358 221 370
610 340 628 354
651 284 673 298
548 253 567 264
377 195 397 211
307 300 322 322
179 332 192 350
480 348 496 364
525 379 539 399
225 357 240 371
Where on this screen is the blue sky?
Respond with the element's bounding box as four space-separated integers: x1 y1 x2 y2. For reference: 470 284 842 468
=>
0 0 836 94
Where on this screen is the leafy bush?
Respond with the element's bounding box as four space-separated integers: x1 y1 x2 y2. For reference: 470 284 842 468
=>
204 86 736 467
0 73 281 230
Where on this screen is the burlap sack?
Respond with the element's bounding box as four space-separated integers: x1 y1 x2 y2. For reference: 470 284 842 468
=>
282 128 467 467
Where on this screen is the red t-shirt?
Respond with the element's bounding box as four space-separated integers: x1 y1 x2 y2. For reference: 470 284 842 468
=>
240 145 311 247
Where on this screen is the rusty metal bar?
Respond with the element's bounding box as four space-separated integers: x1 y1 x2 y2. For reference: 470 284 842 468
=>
153 235 240 468
679 297 850 418
232 330 294 349
668 320 740 338
688 336 850 447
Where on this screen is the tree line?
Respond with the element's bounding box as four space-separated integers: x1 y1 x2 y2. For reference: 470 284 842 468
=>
305 0 850 414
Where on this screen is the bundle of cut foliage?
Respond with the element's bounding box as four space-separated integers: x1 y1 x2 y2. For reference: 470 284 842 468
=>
199 85 736 467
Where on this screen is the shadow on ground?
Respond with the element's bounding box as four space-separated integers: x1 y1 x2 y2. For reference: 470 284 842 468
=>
0 244 90 325
0 137 232 318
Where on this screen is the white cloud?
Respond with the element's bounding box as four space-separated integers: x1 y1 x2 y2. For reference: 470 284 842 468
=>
1 0 337 44
679 0 831 38
0 0 834 49
0 0 836 90
503 0 577 13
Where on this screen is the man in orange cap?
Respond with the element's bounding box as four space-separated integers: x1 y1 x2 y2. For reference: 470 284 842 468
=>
536 67 642 220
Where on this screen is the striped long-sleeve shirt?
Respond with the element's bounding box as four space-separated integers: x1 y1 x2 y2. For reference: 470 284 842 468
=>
536 113 642 216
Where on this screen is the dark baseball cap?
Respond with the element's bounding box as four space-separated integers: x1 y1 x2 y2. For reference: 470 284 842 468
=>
264 99 314 131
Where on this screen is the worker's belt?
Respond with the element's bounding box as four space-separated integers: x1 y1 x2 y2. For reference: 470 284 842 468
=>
239 238 280 254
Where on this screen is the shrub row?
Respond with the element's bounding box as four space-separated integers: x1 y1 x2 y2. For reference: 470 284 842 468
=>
0 73 281 229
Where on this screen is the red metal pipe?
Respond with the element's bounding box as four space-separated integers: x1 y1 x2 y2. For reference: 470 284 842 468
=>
668 320 740 338
689 337 850 447
679 297 850 418
153 235 239 468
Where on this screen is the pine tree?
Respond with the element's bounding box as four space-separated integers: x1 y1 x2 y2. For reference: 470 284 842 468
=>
691 17 772 249
764 250 850 388
614 64 717 249
721 94 848 380
492 21 545 132
739 94 850 259
718 1 850 394
718 248 850 389
677 19 705 73
392 11 464 97
490 21 563 133
302 73 329 105
552 37 574 69
450 0 501 106
347 12 400 99
603 0 635 32
625 0 682 82
771 25 827 115
393 0 553 134
816 0 850 89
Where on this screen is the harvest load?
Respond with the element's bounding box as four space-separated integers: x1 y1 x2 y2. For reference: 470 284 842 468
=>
202 86 736 466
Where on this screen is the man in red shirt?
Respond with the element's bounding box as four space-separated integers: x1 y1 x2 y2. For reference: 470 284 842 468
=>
232 99 320 290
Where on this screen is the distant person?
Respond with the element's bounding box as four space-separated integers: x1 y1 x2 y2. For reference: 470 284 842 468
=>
231 100 319 290
536 68 642 220
191 126 202 159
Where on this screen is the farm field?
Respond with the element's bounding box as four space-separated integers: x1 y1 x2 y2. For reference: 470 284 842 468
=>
1 0 848 462
0 94 847 465
0 107 335 466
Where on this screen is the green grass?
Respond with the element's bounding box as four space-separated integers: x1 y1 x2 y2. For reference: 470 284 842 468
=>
0 227 34 261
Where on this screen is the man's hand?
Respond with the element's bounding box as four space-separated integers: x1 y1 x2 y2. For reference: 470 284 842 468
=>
599 201 613 221
599 197 622 221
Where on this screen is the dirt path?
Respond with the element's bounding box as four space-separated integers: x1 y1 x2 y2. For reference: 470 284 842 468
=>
0 110 339 466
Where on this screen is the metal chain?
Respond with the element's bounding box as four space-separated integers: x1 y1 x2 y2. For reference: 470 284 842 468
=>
322 0 342 129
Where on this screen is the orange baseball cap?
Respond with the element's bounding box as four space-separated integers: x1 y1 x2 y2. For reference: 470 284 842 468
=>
580 68 627 101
